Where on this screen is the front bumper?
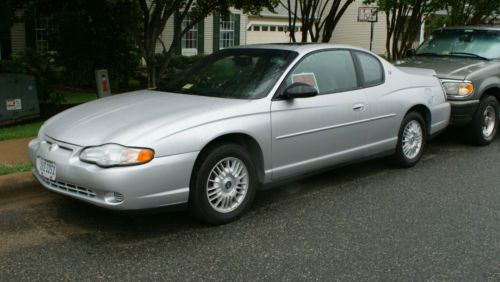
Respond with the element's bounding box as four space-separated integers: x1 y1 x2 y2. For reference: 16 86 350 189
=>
449 99 480 127
29 137 198 210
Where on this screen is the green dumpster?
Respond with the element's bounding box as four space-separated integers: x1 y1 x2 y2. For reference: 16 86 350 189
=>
0 73 40 126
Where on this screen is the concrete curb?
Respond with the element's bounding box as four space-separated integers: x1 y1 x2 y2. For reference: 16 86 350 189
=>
0 172 39 195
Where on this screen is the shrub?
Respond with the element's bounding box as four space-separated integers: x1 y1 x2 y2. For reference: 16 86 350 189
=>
0 49 63 107
40 0 141 88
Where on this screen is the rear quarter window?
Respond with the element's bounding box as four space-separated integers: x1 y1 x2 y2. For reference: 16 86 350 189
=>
355 52 384 87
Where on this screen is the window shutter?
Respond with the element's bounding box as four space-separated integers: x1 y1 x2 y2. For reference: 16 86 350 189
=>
25 9 36 49
197 19 204 54
173 12 181 55
234 14 240 46
213 14 220 52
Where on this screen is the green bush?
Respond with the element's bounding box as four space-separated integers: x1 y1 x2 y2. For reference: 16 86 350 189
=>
0 49 64 107
38 0 141 88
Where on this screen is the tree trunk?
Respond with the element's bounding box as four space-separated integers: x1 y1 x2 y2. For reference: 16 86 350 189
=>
144 55 157 89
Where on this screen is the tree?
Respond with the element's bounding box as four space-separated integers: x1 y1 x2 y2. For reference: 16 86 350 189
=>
280 0 357 43
365 0 439 61
33 0 141 87
445 0 500 26
114 0 278 88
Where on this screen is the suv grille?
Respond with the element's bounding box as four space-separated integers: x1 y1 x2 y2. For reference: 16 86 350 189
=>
39 176 97 198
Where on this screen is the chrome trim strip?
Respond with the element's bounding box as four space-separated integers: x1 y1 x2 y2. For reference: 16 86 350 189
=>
275 114 397 140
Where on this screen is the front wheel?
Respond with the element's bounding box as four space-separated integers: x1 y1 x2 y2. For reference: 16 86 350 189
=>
189 143 257 225
465 95 498 146
394 112 427 168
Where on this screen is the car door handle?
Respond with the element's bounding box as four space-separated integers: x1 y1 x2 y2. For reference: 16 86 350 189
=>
352 104 365 111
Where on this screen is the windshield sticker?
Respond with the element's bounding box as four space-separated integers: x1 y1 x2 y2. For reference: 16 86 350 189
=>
291 73 319 92
182 83 194 90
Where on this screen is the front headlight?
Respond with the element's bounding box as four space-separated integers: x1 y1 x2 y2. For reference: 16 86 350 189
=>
80 144 154 167
441 80 474 98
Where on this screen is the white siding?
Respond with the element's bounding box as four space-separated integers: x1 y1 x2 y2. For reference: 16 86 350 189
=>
204 15 214 54
328 1 387 55
156 16 175 53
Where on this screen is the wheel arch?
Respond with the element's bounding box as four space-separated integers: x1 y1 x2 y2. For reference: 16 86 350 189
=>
480 86 500 103
193 133 266 184
406 104 431 136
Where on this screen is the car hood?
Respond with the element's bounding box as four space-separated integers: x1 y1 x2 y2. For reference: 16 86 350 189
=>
396 56 488 80
42 90 253 147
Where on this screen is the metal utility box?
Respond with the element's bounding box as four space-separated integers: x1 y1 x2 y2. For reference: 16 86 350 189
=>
0 74 40 126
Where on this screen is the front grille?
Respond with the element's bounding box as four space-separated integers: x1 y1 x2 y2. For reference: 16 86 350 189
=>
39 176 97 198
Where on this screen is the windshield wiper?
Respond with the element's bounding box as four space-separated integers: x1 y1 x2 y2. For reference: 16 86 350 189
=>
415 52 443 57
449 52 490 61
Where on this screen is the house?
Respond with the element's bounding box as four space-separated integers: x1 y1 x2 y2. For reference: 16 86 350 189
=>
1 2 390 60
156 2 388 56
244 1 388 55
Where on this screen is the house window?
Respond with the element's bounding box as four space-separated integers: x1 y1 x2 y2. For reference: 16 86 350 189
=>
219 14 235 49
35 15 55 52
181 15 198 49
253 26 260 31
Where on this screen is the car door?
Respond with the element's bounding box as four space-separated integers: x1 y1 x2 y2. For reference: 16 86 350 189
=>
270 49 370 181
352 51 401 154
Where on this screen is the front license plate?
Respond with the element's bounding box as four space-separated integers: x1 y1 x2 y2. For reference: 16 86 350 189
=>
37 158 56 181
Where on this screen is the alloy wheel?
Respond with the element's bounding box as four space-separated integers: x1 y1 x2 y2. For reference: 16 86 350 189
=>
206 157 249 213
402 120 423 160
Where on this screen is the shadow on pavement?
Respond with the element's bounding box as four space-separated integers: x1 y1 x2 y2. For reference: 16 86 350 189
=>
48 127 471 240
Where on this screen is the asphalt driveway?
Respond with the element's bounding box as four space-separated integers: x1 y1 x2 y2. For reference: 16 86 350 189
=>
0 129 498 280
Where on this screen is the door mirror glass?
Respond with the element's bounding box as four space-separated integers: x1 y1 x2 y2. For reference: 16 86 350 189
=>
283 83 318 99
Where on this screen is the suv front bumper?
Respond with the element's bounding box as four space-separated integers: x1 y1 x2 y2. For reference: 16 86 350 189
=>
449 99 479 127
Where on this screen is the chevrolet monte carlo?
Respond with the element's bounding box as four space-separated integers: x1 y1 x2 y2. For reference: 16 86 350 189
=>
29 44 450 224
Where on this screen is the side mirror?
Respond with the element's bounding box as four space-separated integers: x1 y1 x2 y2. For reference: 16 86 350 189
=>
405 48 416 58
283 83 318 99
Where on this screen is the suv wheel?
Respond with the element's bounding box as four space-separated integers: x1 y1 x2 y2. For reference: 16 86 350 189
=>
189 143 257 225
466 95 498 146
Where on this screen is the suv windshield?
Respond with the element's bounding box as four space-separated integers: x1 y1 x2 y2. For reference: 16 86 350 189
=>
157 49 298 99
416 29 500 60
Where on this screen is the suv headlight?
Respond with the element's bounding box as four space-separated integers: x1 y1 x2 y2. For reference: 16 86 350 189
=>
441 80 474 98
80 144 154 167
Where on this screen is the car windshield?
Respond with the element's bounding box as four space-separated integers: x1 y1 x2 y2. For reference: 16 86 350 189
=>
157 49 298 99
416 29 500 60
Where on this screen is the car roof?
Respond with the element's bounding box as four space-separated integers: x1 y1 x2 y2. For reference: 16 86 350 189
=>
228 43 369 54
438 26 500 32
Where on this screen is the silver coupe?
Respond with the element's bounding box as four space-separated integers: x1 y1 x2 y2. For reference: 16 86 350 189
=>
29 44 450 224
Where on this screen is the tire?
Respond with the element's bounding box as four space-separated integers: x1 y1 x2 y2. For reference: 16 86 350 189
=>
394 112 427 168
189 143 257 225
465 95 499 146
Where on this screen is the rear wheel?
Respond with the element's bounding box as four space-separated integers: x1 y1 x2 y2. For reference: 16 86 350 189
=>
394 112 426 168
465 95 498 146
189 143 257 225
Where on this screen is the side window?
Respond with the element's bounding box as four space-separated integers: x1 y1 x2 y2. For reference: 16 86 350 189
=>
284 50 358 95
355 52 384 87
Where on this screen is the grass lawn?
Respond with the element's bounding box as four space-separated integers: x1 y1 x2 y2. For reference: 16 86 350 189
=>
60 90 98 104
0 163 32 176
0 121 44 141
0 90 107 141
